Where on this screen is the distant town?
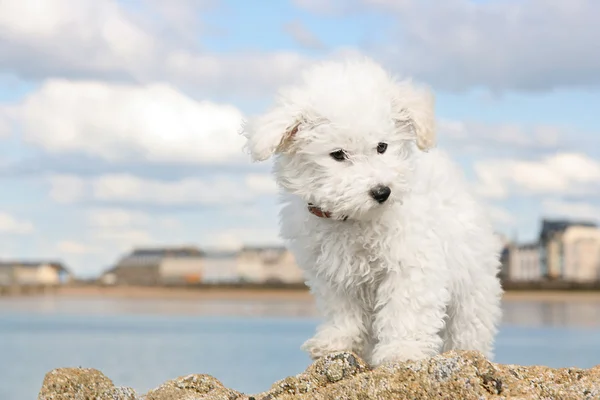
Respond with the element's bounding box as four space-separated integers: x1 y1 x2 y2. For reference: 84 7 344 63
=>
1 218 600 295
500 219 600 288
0 245 305 294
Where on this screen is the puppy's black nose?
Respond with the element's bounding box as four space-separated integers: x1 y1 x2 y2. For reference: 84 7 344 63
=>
370 185 391 203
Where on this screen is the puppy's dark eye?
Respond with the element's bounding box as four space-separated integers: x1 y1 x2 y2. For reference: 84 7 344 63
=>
377 142 388 154
330 149 347 161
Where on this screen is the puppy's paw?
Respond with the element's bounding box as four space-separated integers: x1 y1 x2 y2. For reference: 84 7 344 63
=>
301 334 360 360
370 341 433 366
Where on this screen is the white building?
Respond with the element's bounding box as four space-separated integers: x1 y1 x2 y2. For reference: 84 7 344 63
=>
539 219 597 279
561 226 600 282
108 247 203 285
201 252 239 284
506 243 542 282
0 261 71 286
105 246 239 285
159 256 204 284
237 246 304 284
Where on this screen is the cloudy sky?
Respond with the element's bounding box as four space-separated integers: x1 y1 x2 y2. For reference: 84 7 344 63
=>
0 0 599 277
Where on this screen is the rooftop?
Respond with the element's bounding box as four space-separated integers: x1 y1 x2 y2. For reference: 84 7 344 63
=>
241 245 287 253
540 219 597 242
128 246 204 258
114 246 205 268
0 261 68 272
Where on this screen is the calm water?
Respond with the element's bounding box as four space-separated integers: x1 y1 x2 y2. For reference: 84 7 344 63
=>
1 296 600 400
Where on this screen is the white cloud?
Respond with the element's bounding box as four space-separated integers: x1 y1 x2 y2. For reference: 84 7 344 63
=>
85 208 152 229
138 0 216 44
440 120 563 151
0 0 156 80
297 0 600 91
91 175 244 205
55 208 186 269
292 0 363 15
542 199 600 222
244 174 279 195
484 204 516 226
85 207 182 230
474 152 600 199
92 229 154 246
4 80 246 165
0 212 34 234
204 227 283 252
0 114 10 137
163 50 314 96
48 175 88 204
57 240 98 255
382 0 600 91
0 0 314 96
48 173 277 205
2 0 598 93
283 21 325 50
84 228 158 260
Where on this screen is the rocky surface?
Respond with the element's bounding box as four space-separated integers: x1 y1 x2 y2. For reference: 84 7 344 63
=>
38 350 600 400
37 367 139 400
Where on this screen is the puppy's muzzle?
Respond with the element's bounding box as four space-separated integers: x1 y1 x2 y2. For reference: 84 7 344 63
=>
370 185 391 203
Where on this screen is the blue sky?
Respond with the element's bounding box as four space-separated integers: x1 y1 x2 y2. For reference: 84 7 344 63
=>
0 0 599 277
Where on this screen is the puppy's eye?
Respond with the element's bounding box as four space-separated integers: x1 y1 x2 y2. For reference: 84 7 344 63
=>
377 142 388 154
330 149 347 161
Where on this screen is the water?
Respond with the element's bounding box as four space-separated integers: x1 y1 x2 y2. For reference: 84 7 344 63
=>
1 296 600 399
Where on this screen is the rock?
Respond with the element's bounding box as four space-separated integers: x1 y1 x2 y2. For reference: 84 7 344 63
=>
37 367 139 399
38 351 600 400
256 352 369 399
145 374 243 400
257 350 600 400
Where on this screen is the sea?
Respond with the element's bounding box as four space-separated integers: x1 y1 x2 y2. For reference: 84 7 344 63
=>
1 295 600 400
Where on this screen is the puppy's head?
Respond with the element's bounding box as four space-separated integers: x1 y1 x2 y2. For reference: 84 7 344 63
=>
242 57 436 220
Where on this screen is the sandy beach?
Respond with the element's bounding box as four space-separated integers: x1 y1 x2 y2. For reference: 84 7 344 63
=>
43 285 600 303
53 285 314 301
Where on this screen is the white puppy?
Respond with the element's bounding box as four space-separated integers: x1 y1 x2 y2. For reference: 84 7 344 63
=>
242 57 503 366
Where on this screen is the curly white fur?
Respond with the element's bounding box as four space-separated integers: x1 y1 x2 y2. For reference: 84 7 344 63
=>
241 57 503 366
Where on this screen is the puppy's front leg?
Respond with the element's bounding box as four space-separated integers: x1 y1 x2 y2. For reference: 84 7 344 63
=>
302 283 366 360
371 263 449 366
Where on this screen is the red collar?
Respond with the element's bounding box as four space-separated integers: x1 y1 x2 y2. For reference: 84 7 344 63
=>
307 203 348 221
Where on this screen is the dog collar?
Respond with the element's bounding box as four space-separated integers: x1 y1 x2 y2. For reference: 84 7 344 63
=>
307 203 348 221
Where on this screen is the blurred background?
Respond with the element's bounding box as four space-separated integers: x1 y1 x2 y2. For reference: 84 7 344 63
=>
1 0 600 398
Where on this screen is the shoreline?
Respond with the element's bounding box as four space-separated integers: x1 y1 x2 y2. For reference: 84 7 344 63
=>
56 285 314 300
2 285 600 302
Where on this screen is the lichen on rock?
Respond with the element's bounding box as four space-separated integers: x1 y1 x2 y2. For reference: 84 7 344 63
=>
145 373 243 400
38 350 600 400
256 351 369 399
37 367 140 400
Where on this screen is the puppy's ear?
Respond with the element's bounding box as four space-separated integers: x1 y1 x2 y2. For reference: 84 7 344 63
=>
241 105 303 162
392 82 436 152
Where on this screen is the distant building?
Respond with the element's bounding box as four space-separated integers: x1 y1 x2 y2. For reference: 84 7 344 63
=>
201 252 239 284
159 248 204 285
499 246 510 281
500 219 600 284
561 226 600 283
108 249 162 285
539 219 596 279
99 269 117 285
504 243 542 282
108 247 204 285
497 233 512 280
237 246 304 284
0 265 12 286
0 261 71 286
